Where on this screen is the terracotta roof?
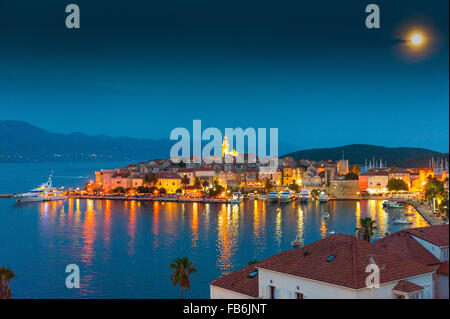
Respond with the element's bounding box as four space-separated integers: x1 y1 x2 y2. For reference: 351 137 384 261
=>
437 261 449 275
210 265 259 298
393 280 423 293
256 234 435 289
360 169 389 176
406 224 449 247
177 168 195 173
374 230 440 266
211 234 437 295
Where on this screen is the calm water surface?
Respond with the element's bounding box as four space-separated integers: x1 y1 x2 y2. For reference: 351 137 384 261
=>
0 162 428 298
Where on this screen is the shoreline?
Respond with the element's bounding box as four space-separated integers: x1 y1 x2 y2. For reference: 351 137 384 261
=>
67 195 392 204
400 200 447 226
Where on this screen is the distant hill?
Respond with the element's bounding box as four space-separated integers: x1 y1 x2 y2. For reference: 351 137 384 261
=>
0 121 300 163
0 120 173 162
283 144 447 168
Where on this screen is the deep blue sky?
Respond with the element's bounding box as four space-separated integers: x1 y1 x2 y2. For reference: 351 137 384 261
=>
0 0 448 152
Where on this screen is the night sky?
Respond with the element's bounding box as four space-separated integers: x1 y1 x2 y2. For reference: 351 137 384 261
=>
0 0 448 152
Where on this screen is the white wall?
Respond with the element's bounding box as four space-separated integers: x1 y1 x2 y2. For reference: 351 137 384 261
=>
257 268 435 299
210 285 254 299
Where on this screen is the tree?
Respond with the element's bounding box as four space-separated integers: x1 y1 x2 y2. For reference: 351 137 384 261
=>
247 260 258 266
112 186 125 194
0 266 16 299
181 175 190 194
355 217 377 242
288 180 299 192
176 188 183 194
424 178 446 203
310 189 321 199
264 179 273 193
349 164 362 175
202 180 209 190
137 186 150 194
387 178 409 192
159 188 167 195
169 257 196 299
208 180 224 197
193 177 202 190
149 186 158 195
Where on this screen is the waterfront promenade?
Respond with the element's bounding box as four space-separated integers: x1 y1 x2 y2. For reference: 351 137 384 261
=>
400 200 448 226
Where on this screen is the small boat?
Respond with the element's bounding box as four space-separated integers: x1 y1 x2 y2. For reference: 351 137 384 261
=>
297 189 311 202
319 193 329 202
247 193 255 200
404 213 414 217
230 196 241 204
279 190 295 203
291 234 301 248
383 201 403 209
230 192 243 204
393 218 413 225
323 212 330 218
329 231 336 235
268 191 280 203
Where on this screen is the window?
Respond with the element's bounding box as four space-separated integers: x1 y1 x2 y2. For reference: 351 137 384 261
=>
296 292 304 299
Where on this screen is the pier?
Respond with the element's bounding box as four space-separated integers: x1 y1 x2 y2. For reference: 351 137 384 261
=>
400 200 448 226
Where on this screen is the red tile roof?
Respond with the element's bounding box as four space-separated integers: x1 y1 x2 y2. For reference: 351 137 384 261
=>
360 169 389 176
211 234 438 295
406 224 449 247
374 230 440 266
210 265 259 298
177 168 195 173
393 280 423 293
196 167 215 172
256 234 435 289
437 261 449 276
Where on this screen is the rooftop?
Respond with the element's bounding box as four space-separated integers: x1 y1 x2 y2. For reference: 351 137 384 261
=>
211 232 439 294
406 224 449 247
393 280 423 293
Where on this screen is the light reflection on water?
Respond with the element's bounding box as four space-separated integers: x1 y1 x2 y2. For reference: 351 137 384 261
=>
2 198 428 298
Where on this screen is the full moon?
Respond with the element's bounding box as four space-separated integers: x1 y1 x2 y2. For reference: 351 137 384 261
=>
409 32 425 47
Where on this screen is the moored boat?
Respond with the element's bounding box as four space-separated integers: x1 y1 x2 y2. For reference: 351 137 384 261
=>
15 174 67 203
268 191 280 203
279 190 295 203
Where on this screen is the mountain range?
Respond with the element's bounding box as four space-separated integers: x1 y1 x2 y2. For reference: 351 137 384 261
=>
0 120 447 167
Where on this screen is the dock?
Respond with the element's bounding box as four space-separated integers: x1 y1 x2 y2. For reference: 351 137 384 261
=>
399 200 447 226
68 195 231 204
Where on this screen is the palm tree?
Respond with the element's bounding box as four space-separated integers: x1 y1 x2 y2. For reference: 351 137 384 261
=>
170 257 196 299
355 217 377 242
143 173 158 188
181 175 190 194
0 266 16 299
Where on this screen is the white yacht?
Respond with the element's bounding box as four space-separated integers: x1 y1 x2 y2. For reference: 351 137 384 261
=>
15 175 67 203
297 189 311 202
318 193 329 202
268 191 280 203
230 192 243 204
279 190 295 203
